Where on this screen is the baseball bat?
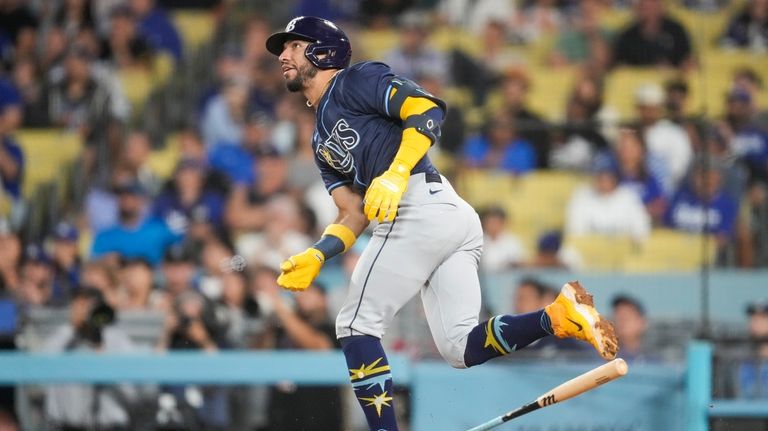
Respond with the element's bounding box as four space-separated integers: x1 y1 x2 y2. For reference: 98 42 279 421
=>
466 358 629 431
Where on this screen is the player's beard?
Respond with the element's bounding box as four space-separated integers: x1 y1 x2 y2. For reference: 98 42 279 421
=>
286 62 318 92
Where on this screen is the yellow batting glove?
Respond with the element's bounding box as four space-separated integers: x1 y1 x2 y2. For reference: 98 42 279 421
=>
364 168 409 222
276 247 325 291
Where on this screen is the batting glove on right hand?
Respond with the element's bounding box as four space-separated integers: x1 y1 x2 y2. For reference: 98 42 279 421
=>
277 247 325 291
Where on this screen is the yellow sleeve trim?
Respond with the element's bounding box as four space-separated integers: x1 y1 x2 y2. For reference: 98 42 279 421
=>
323 223 357 252
391 129 431 174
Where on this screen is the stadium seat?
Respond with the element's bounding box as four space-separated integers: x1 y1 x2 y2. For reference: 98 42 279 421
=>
0 193 10 217
455 169 519 209
598 8 632 31
429 27 482 57
526 65 578 121
668 6 730 52
15 130 82 198
117 67 154 118
563 234 635 272
357 29 400 61
623 228 717 272
171 9 215 53
695 50 768 117
146 133 182 180
506 171 588 249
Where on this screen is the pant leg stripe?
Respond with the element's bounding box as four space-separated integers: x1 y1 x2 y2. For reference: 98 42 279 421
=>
347 220 397 336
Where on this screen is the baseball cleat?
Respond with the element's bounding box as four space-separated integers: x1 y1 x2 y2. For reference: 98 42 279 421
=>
544 281 619 360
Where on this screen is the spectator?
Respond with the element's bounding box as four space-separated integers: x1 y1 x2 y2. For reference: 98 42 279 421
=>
730 68 768 133
11 56 49 127
737 299 768 398
129 0 183 63
613 0 693 69
418 72 466 157
565 152 651 241
225 147 288 232
42 287 137 430
218 269 252 348
91 180 179 266
721 0 768 52
121 130 162 196
251 266 342 431
549 77 611 171
198 235 236 301
197 44 246 119
152 158 226 238
664 156 739 254
0 73 23 131
160 244 198 304
512 0 564 44
615 128 666 222
80 260 120 307
384 11 449 84
665 78 690 125
49 222 82 306
0 115 23 204
496 68 550 168
548 0 611 72
201 75 251 149
53 0 96 40
513 277 549 315
117 257 156 310
635 82 693 194
236 195 312 270
462 113 537 174
478 206 526 273
721 87 768 185
528 230 581 269
208 109 274 187
16 244 54 307
0 218 20 292
100 4 154 70
48 45 129 133
611 294 657 363
438 0 517 35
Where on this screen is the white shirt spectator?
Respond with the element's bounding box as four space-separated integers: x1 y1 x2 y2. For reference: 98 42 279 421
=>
644 119 693 194
439 0 517 35
566 184 651 241
480 232 526 273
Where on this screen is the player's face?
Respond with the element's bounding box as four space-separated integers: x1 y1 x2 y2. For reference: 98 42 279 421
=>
278 39 318 92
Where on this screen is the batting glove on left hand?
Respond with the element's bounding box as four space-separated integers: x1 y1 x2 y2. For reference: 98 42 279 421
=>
277 247 325 291
364 169 408 222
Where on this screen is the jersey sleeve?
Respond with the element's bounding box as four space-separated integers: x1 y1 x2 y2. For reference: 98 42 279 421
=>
314 149 353 194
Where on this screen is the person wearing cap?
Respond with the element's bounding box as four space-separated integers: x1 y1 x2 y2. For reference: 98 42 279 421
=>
635 82 693 196
151 157 226 237
92 179 179 266
736 299 768 399
477 206 526 273
497 68 550 167
49 222 82 306
16 244 54 306
461 111 537 174
723 86 768 186
611 294 657 363
664 155 739 253
383 11 449 84
565 152 651 242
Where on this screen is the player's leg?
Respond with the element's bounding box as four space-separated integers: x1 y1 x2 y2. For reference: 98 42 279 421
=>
335 218 441 430
421 246 555 368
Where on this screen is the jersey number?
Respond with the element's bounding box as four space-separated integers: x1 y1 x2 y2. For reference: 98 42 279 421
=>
317 119 360 174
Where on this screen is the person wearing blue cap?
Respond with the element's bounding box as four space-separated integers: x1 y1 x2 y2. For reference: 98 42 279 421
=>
565 152 651 242
49 222 82 306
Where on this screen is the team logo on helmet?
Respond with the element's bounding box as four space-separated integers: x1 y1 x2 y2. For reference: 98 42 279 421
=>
286 17 301 32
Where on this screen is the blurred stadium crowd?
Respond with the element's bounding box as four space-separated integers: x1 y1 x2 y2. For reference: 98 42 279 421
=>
0 0 768 429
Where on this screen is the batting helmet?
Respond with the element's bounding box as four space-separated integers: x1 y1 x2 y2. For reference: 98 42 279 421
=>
266 16 352 69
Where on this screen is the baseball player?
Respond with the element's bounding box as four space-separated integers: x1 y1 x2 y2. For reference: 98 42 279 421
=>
267 17 619 430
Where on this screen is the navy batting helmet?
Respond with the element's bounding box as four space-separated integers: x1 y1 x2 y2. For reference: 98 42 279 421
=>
266 16 352 69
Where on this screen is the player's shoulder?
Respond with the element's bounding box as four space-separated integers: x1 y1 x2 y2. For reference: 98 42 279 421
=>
340 61 393 83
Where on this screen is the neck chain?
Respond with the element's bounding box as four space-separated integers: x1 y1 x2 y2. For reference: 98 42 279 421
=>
306 70 341 108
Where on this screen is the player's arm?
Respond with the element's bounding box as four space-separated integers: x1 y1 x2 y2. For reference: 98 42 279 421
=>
364 79 445 222
277 185 366 291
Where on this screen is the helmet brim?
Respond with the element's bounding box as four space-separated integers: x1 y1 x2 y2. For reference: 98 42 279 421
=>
266 31 316 56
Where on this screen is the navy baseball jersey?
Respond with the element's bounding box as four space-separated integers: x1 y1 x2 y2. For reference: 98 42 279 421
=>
312 61 441 193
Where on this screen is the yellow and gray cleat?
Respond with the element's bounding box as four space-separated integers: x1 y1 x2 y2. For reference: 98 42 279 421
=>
545 281 619 360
